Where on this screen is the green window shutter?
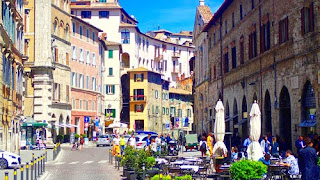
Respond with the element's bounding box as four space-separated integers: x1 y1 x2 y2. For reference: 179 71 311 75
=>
109 68 113 76
105 109 107 116
105 85 108 94
112 85 115 94
134 105 137 112
112 109 116 118
108 50 113 58
141 74 144 81
134 74 137 82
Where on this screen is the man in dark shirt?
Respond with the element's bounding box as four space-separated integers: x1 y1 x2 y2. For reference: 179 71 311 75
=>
299 137 319 180
146 134 151 146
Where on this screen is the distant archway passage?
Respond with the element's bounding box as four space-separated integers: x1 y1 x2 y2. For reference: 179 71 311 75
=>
121 74 130 124
279 86 292 149
189 57 195 73
242 96 248 139
264 90 272 135
122 53 130 68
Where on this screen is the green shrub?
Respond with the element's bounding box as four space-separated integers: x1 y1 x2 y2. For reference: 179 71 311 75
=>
151 174 172 180
175 175 192 180
121 146 137 170
318 158 320 167
230 160 267 180
75 134 80 139
81 134 87 138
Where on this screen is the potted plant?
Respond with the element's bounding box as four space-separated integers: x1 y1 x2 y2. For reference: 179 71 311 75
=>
151 174 172 180
121 146 137 180
230 160 268 180
81 134 87 138
75 134 80 140
64 134 70 143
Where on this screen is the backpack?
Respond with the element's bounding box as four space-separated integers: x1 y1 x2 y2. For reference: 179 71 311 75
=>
200 141 206 150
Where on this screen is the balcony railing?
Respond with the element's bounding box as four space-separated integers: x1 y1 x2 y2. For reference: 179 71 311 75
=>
172 52 181 58
130 95 147 102
171 68 179 74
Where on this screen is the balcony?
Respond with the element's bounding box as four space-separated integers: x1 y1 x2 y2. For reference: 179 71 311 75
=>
172 52 181 58
130 95 147 102
154 54 163 61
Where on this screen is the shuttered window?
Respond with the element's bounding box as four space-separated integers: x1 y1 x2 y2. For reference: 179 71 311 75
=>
279 17 289 44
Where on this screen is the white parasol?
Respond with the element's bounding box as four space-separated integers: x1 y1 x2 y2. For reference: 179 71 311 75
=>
107 122 128 128
212 100 228 156
247 101 264 161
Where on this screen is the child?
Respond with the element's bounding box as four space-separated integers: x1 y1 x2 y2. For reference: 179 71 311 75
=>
231 146 239 162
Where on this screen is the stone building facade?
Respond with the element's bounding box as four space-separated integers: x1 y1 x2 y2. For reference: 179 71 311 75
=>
24 0 72 144
0 0 25 153
194 0 320 151
70 16 105 138
193 0 213 134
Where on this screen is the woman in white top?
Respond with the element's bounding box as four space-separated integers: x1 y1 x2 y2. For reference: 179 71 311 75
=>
155 135 162 155
151 139 157 154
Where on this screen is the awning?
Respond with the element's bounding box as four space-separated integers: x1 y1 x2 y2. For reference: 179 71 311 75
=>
21 117 48 127
299 120 316 127
234 118 247 128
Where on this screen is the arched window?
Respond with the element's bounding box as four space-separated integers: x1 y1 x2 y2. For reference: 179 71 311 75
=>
121 29 130 44
53 19 58 35
59 20 64 37
65 24 70 41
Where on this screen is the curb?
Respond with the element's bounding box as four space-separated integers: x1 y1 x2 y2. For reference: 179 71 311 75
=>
38 171 49 180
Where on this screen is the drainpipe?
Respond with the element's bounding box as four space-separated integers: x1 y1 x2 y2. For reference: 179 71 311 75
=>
220 17 224 101
259 3 263 131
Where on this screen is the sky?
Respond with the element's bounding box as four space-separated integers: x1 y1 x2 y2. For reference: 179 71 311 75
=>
119 0 224 33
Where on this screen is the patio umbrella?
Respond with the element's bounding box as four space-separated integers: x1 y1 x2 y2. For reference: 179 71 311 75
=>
107 122 128 128
247 101 264 161
212 100 228 156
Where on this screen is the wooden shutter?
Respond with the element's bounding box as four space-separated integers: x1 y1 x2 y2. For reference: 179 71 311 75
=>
66 85 69 101
66 53 69 66
112 85 115 94
285 17 289 41
310 3 314 32
134 105 137 112
301 8 305 34
248 35 252 59
260 25 264 53
134 74 137 82
55 48 58 62
267 22 270 49
112 109 116 118
141 73 144 81
279 20 282 43
58 84 61 101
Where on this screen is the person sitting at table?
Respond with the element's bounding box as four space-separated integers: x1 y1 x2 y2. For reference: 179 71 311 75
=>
280 150 299 176
270 137 280 157
259 153 271 166
231 146 239 162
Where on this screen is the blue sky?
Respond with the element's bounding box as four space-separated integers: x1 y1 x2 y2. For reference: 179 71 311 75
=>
119 0 224 33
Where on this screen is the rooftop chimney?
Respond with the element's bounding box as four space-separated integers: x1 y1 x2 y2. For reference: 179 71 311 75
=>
199 0 205 6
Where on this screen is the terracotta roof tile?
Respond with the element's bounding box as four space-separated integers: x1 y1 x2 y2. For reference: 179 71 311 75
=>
198 5 213 23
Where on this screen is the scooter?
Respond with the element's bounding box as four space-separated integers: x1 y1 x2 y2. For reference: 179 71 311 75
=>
168 140 179 156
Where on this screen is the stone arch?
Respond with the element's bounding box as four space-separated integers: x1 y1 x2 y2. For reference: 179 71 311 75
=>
122 53 130 68
253 92 258 103
233 98 239 131
59 114 64 135
279 86 292 149
53 18 59 36
66 116 70 136
65 23 70 41
242 96 248 139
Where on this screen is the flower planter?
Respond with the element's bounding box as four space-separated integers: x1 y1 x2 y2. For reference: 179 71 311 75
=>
126 170 137 180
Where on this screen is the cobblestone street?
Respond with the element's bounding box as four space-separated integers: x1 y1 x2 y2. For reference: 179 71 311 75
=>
44 146 122 180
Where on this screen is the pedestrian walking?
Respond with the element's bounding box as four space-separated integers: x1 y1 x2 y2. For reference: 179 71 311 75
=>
155 134 162 156
199 136 207 157
128 134 136 148
207 132 214 156
299 137 319 180
120 135 126 155
113 135 120 156
295 136 305 151
151 139 157 156
79 136 85 150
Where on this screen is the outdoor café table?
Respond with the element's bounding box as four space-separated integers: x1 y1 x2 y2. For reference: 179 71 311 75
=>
184 157 203 163
268 164 289 179
219 164 231 179
180 165 200 173
171 160 185 165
